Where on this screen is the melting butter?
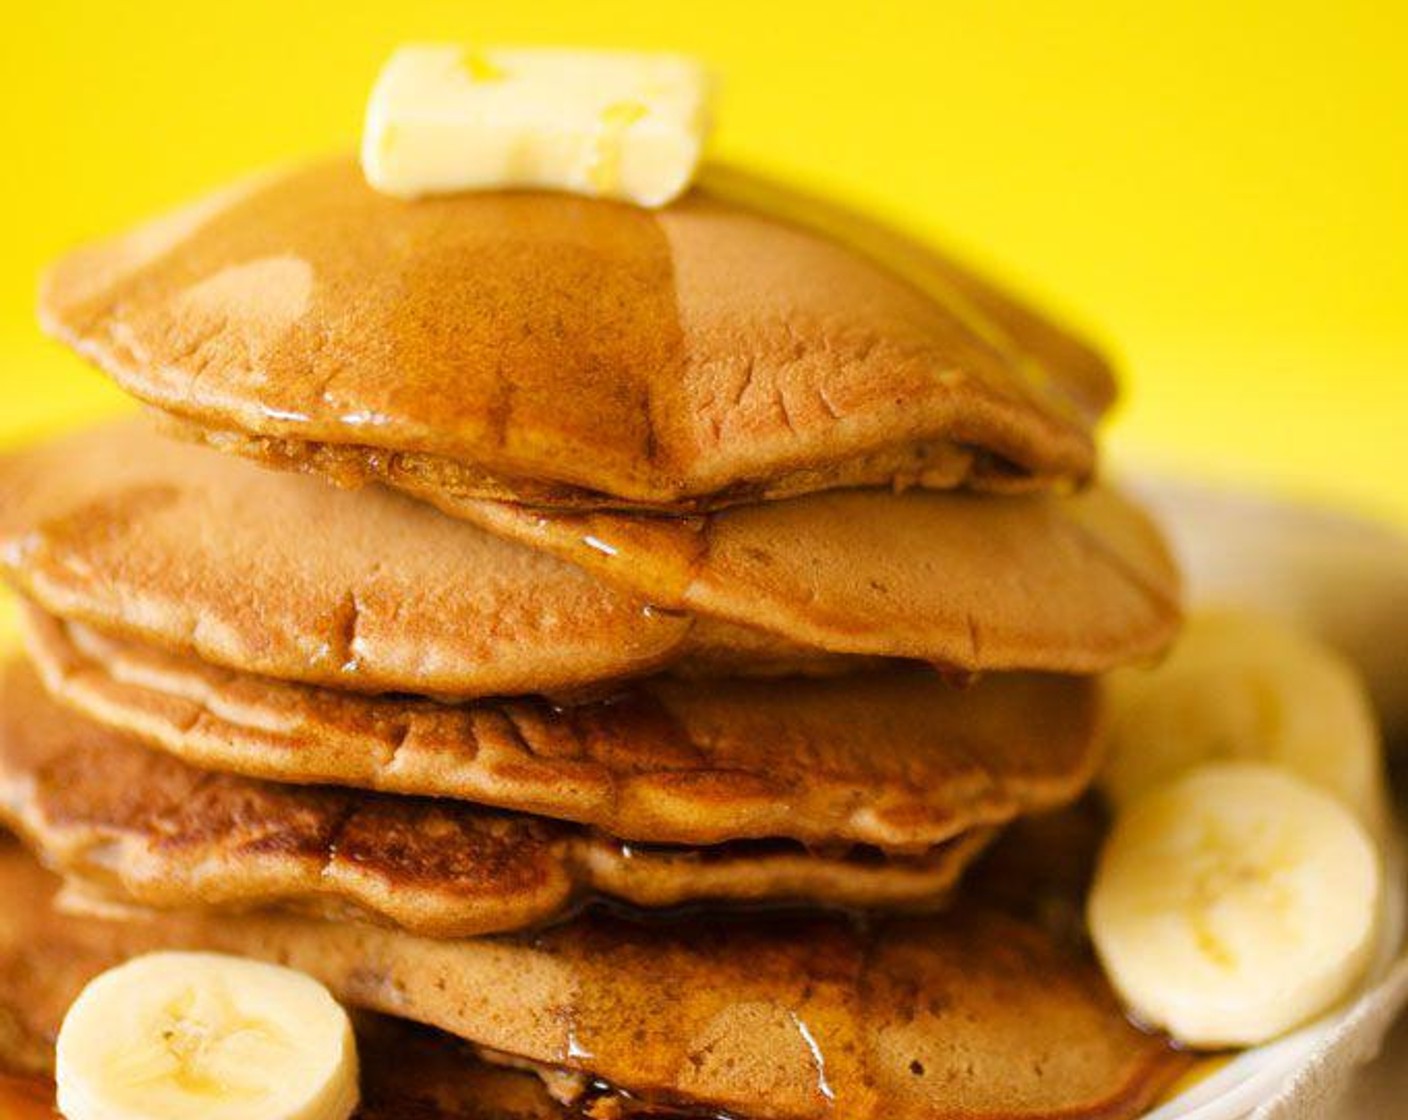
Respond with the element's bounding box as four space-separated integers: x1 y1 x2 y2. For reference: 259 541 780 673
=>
362 45 711 207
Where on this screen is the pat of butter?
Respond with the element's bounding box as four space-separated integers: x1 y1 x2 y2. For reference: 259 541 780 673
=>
362 45 711 207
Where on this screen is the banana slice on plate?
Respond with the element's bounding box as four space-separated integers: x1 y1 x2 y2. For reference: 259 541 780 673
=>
56 951 358 1120
1102 610 1388 833
1089 762 1382 1049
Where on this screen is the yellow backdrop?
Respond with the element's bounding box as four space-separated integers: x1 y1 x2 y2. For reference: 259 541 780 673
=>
3 1 1404 523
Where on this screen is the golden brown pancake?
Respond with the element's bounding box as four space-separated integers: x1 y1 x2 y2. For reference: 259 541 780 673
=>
0 841 1185 1120
0 1076 54 1120
23 607 1103 852
0 659 992 934
436 482 1182 674
174 415 1181 674
0 420 1174 682
40 158 1115 512
0 420 862 700
0 858 576 1120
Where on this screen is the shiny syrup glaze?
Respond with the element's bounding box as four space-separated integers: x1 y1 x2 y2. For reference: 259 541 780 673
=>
436 479 1183 679
0 813 1187 1120
49 159 1109 508
58 163 682 496
523 901 1182 1118
0 1072 56 1120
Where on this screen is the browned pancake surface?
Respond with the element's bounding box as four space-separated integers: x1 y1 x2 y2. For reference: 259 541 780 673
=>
0 841 1184 1120
442 482 1181 674
24 607 1102 851
0 420 857 698
0 660 989 934
0 420 1176 682
40 159 1113 510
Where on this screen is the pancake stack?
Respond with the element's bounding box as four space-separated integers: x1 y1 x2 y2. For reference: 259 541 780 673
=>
0 160 1187 1118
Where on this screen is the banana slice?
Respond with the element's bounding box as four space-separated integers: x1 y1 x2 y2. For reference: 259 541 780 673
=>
1089 762 1382 1048
1102 609 1387 832
56 951 358 1120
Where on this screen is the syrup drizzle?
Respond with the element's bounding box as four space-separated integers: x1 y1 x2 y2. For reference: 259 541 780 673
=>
789 1014 836 1104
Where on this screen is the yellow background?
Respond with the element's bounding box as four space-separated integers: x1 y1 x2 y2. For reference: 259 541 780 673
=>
2 2 1404 523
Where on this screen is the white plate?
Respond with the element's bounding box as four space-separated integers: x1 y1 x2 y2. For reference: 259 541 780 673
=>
1129 477 1408 1117
1142 837 1405 1119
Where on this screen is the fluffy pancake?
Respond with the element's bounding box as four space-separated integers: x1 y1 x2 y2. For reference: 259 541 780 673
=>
40 159 1114 512
0 842 1184 1120
0 420 861 700
0 859 575 1120
0 420 1173 680
435 482 1181 674
175 418 1181 674
0 659 991 934
23 606 1102 851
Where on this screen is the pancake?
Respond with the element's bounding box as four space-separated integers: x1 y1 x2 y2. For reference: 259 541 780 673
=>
0 420 862 700
0 860 576 1120
0 421 1173 682
0 659 992 934
0 843 1185 1120
23 606 1103 851
174 418 1181 674
40 158 1114 513
434 482 1182 674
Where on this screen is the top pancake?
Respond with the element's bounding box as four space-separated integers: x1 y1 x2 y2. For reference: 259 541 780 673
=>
40 158 1114 511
